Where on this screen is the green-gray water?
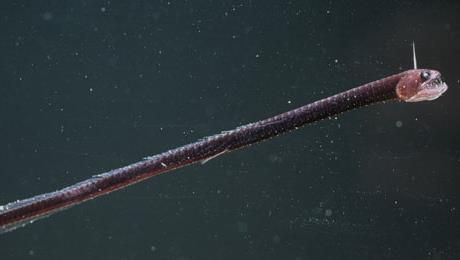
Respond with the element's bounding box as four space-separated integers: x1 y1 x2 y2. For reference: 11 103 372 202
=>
1 1 459 259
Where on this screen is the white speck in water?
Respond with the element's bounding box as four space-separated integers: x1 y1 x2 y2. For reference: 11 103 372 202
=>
334 59 338 63
101 7 106 13
237 221 248 233
395 120 403 128
287 100 292 104
325 209 333 217
272 234 281 244
255 53 260 58
28 250 35 256
89 88 94 93
394 200 398 205
150 245 157 252
42 12 53 21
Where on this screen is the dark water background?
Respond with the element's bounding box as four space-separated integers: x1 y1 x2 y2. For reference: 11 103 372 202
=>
1 0 459 259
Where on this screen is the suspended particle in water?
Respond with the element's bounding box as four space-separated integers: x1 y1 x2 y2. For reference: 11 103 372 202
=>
42 12 53 21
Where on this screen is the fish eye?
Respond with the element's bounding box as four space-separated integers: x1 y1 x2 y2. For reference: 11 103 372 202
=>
420 71 431 81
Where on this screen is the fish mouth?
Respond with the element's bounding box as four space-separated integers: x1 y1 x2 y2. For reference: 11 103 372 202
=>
405 77 448 102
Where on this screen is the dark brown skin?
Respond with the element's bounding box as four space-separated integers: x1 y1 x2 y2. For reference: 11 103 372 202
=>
0 69 447 234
